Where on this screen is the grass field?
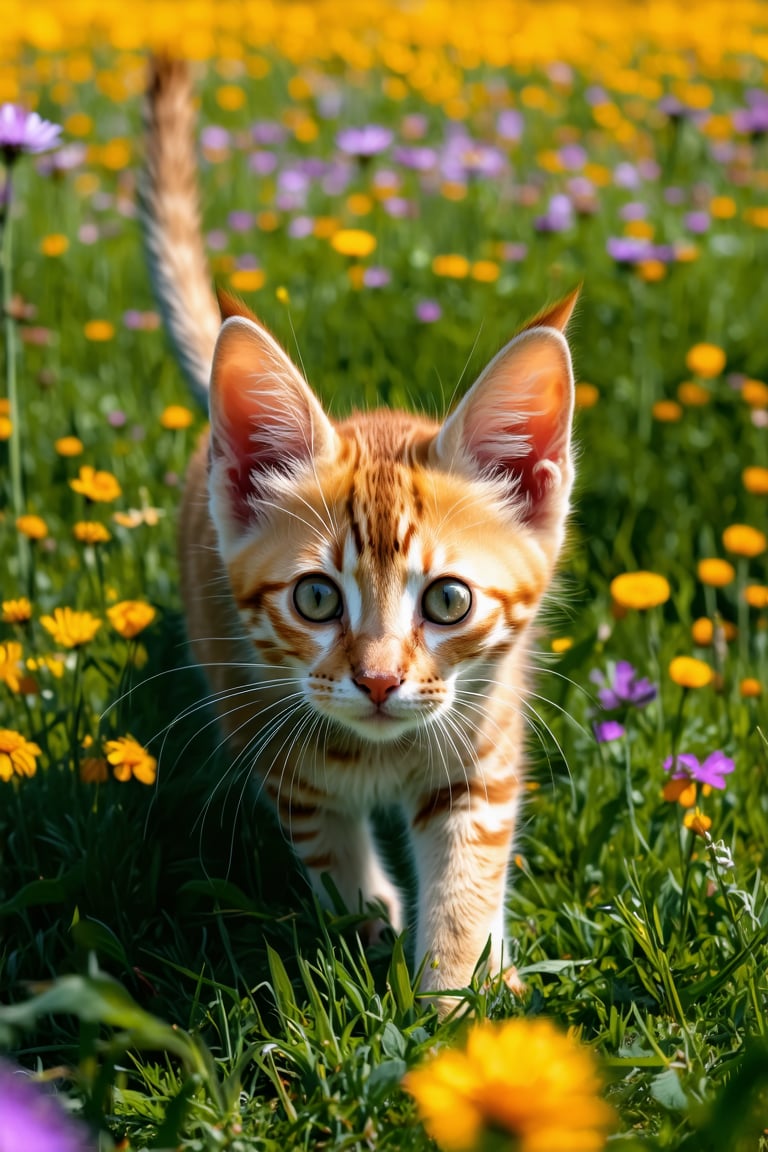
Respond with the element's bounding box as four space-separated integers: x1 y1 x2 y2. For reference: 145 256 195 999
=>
1 3 768 1149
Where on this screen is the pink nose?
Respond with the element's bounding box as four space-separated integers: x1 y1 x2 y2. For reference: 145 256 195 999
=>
353 670 403 705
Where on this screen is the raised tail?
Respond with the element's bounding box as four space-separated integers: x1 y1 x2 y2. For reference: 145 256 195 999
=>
139 54 221 409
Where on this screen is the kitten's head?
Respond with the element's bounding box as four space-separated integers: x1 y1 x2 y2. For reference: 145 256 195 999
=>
207 292 578 745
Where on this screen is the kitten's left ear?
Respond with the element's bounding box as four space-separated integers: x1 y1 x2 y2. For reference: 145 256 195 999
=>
434 317 576 540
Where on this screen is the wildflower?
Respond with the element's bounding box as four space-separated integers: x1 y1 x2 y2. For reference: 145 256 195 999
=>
741 379 768 408
664 750 734 789
591 661 657 709
105 735 157 785
0 105 61 160
160 404 194 430
330 229 377 258
0 1056 92 1149
610 571 670 610
15 514 47 540
73 521 111 544
652 400 683 422
1 598 32 624
677 382 710 406
54 435 84 456
0 641 24 692
107 600 156 639
26 654 65 679
668 656 713 688
40 607 101 648
551 637 573 653
743 466 768 494
40 233 69 257
0 416 11 439
593 719 626 743
722 523 767 558
80 756 108 783
404 1016 614 1152
336 125 393 157
691 617 713 645
432 253 470 278
0 730 41 780
83 320 115 342
683 808 712 837
575 383 599 408
740 677 762 697
229 268 265 292
697 558 735 587
744 585 768 609
662 777 697 807
69 465 121 503
415 299 442 323
685 343 726 378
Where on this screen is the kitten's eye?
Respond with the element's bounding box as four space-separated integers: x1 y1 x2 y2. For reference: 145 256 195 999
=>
422 578 472 625
293 575 342 623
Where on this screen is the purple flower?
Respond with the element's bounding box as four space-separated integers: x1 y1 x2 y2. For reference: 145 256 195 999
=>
684 211 710 234
36 143 86 176
663 751 735 790
200 125 230 151
228 210 254 232
497 109 524 142
393 145 438 171
591 661 657 710
336 125 393 157
606 236 651 264
0 1058 94 1152
594 720 626 743
534 193 574 233
0 104 61 160
415 299 442 323
362 266 391 288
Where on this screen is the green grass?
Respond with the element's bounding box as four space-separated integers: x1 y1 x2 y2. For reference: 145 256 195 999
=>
1 22 768 1151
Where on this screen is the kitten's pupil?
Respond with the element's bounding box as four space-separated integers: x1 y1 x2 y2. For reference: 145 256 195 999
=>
422 578 472 625
294 576 342 622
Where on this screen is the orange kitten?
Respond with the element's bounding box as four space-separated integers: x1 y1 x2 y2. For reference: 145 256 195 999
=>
140 56 578 1004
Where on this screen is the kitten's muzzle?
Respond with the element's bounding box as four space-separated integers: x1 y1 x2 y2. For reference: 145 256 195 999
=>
353 670 403 706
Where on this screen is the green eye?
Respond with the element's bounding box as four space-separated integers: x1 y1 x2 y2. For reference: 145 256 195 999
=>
293 576 342 623
422 578 472 625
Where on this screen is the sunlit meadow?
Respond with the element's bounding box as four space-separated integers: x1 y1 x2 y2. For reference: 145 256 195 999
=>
1 2 767 1149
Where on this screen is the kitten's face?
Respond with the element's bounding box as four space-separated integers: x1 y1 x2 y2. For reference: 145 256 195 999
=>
227 418 554 745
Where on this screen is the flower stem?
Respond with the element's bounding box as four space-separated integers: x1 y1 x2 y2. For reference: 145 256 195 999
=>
1 160 28 584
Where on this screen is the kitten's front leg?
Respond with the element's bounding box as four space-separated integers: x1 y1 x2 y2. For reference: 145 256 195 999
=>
408 777 520 1004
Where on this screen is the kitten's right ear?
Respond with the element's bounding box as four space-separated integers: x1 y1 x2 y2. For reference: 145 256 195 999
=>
208 316 336 538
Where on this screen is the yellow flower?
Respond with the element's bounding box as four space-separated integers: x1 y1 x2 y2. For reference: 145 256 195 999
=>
683 807 712 838
432 253 470 278
330 229 377 258
0 729 42 781
2 598 32 624
470 260 500 282
669 656 713 689
0 642 24 693
551 637 573 653
685 343 726 379
16 514 48 540
69 465 122 503
80 756 109 783
0 416 11 440
740 380 768 408
744 585 768 609
160 404 194 430
740 677 762 698
73 521 112 544
229 268 266 292
652 400 683 422
697 558 735 587
743 466 768 494
677 381 710 406
40 233 69 257
575 383 599 408
26 654 65 679
40 607 101 648
610 571 670 610
710 195 736 219
691 617 713 646
722 523 767 558
84 319 115 342
55 435 84 457
404 1017 615 1152
107 600 156 639
105 735 157 785
662 777 697 807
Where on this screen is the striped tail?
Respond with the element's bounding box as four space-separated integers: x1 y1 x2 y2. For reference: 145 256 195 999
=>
139 54 221 409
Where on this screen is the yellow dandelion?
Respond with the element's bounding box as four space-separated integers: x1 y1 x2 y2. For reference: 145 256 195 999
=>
55 435 84 457
105 735 157 785
610 571 670 611
216 84 245 111
2 598 32 624
84 319 115 342
229 268 266 292
431 253 470 278
80 756 109 783
740 677 762 698
691 617 713 646
740 380 768 408
0 642 24 693
575 383 599 408
669 656 713 689
697 558 735 587
722 523 767 558
0 729 42 781
404 1016 615 1152
330 229 377 258
710 195 736 219
40 233 69 257
743 466 768 494
159 404 194 430
0 416 11 440
683 807 712 837
275 286 290 304
69 465 122 503
744 585 768 609
16 514 48 540
107 600 156 640
551 637 573 653
652 400 683 422
40 607 101 649
73 521 112 545
685 343 726 379
470 260 500 283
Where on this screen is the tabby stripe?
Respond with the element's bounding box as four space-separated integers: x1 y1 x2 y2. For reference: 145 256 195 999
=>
412 776 517 828
234 579 288 611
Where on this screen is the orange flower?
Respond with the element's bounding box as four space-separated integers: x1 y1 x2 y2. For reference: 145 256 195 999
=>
697 558 735 587
677 382 710 406
432 253 470 278
229 268 266 292
742 466 768 495
73 521 112 544
685 343 726 378
1 598 32 624
0 729 42 781
55 435 84 457
741 380 768 408
105 735 157 785
16 514 48 540
683 808 712 837
740 678 762 698
84 320 115 342
331 229 377 258
575 384 599 408
662 778 697 807
722 524 767 558
69 465 122 503
0 642 25 693
160 404 194 430
610 571 670 610
744 585 768 609
691 618 713 646
107 600 157 639
669 656 713 688
651 400 682 422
